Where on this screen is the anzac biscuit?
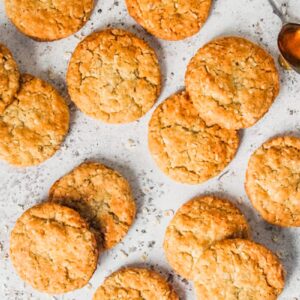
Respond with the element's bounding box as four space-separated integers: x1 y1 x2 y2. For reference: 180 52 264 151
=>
186 37 279 130
148 91 239 184
0 74 69 167
93 268 178 300
246 136 300 227
67 28 161 123
164 196 250 279
5 0 94 41
193 239 285 300
0 43 19 113
10 203 98 294
125 0 212 41
49 162 136 249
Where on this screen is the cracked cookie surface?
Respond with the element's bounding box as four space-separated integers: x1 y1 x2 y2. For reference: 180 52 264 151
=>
10 202 98 294
148 91 239 184
186 36 279 130
49 162 136 250
0 74 69 167
246 136 300 227
5 0 94 41
125 0 212 41
93 267 179 300
0 43 19 113
67 28 161 123
164 196 250 280
193 239 285 300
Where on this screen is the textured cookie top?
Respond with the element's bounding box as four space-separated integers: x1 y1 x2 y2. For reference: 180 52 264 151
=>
126 0 212 41
193 239 285 300
164 196 250 280
186 36 279 130
10 203 98 294
49 162 136 250
67 28 161 123
0 43 19 113
0 74 69 167
5 0 94 41
148 91 239 184
93 268 178 300
246 136 300 227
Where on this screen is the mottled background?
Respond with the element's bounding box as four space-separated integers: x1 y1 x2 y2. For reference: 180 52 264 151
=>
0 0 300 299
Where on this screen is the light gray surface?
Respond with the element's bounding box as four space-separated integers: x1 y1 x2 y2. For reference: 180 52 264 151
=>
0 0 300 299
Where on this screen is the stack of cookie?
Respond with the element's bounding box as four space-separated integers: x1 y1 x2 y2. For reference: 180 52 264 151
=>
164 195 285 299
148 36 280 185
10 162 137 294
0 44 70 167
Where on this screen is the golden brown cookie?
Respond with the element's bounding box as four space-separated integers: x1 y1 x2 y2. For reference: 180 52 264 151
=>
5 0 94 41
93 268 179 300
0 43 19 113
193 239 285 300
0 74 69 167
10 202 98 294
245 136 300 227
164 196 250 280
148 91 239 184
49 162 136 250
67 28 161 124
186 36 279 130
125 0 212 41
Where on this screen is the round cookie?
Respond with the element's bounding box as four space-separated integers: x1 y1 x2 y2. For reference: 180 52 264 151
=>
93 268 178 300
0 43 19 113
193 239 285 300
10 202 98 294
164 196 250 280
5 0 94 41
67 28 161 124
125 0 212 41
148 91 239 184
186 36 279 130
245 136 300 227
0 74 69 167
49 162 136 250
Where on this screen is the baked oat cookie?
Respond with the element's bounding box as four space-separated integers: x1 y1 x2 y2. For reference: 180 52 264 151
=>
10 202 98 294
0 74 69 167
5 0 94 41
164 196 250 280
193 239 285 300
0 43 19 113
245 136 300 227
49 162 136 250
67 28 161 123
125 0 212 41
186 36 279 130
93 267 178 300
148 91 239 184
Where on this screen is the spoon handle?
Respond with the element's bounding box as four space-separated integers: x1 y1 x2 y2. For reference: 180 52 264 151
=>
267 0 287 23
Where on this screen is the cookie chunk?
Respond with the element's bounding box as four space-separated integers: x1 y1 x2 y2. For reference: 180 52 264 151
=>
0 43 19 113
67 28 161 123
0 74 69 167
164 196 250 279
246 136 300 227
93 268 178 300
5 0 94 41
148 91 239 184
186 37 279 130
126 0 212 41
49 162 136 250
193 239 285 300
10 203 98 294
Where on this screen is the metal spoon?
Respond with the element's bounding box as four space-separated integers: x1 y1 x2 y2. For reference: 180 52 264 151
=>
268 0 300 73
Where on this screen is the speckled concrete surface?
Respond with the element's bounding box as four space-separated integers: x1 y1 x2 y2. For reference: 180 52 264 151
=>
0 0 300 299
